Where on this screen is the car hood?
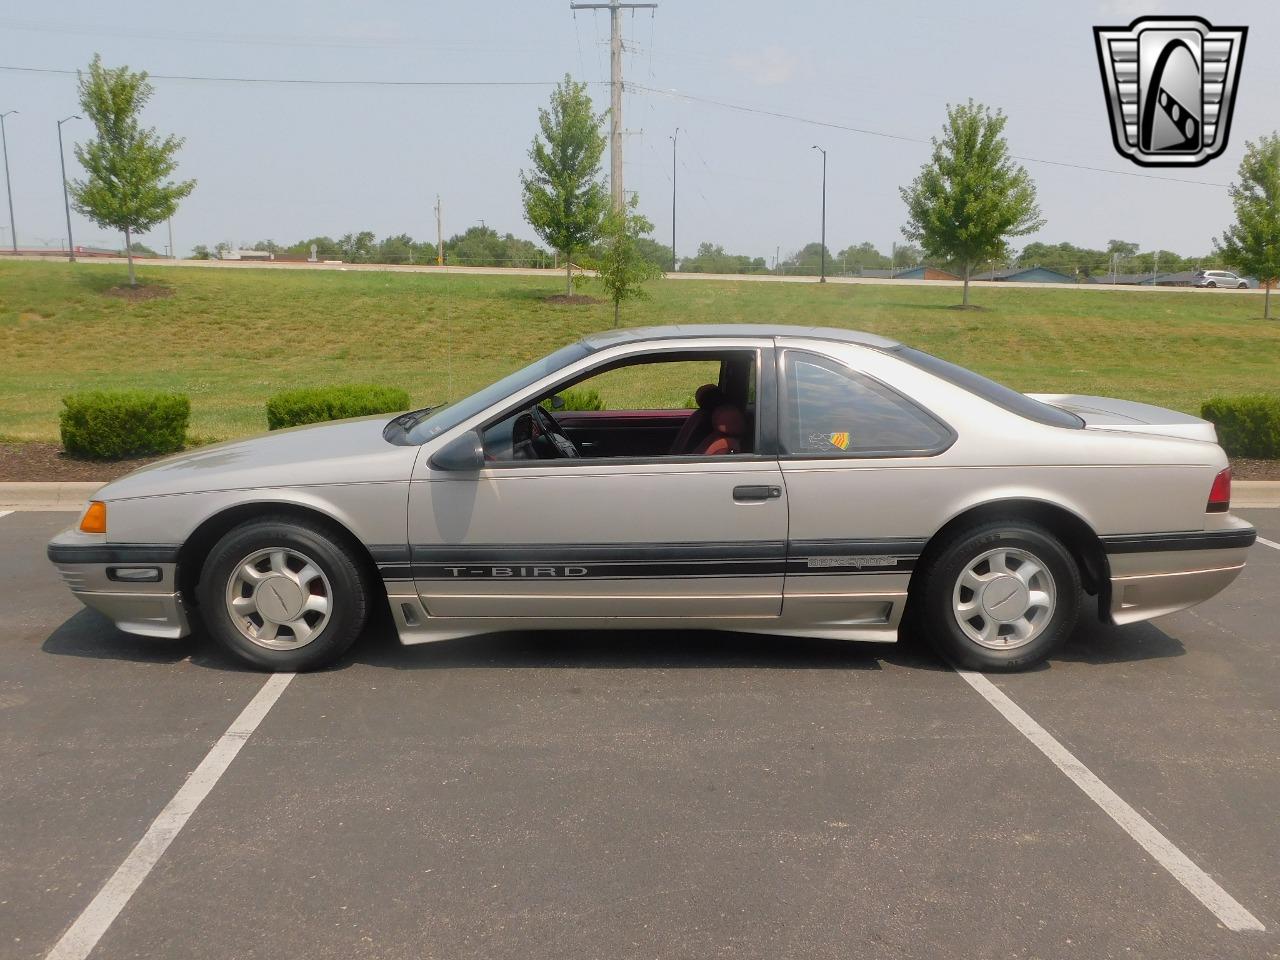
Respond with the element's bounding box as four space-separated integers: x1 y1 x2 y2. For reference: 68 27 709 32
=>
1028 394 1218 443
97 415 421 501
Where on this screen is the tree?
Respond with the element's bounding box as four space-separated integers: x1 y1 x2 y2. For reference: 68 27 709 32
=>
338 230 377 263
521 75 609 295
835 241 891 274
677 242 765 274
891 243 923 269
899 100 1043 306
69 55 195 286
594 198 663 327
1216 133 1280 320
781 243 834 276
190 244 211 260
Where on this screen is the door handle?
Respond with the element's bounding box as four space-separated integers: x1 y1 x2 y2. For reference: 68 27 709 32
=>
733 484 782 502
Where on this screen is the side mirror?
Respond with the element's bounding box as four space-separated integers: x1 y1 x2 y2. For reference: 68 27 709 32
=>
428 430 485 472
550 394 566 410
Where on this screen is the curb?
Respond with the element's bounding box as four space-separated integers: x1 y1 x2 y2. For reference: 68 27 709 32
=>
0 482 104 512
2 479 1278 511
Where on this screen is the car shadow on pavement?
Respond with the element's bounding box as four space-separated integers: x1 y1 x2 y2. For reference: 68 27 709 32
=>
349 623 914 672
42 599 1186 674
41 608 245 671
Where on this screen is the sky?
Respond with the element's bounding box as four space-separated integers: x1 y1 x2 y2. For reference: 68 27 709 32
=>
0 0 1274 261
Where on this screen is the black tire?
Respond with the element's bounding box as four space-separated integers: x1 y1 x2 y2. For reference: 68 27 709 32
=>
1238 282 1249 289
916 520 1080 672
1206 280 1217 288
197 516 370 671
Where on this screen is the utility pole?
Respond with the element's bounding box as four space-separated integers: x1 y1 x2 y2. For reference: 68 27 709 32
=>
569 0 657 211
0 110 16 254
57 115 80 263
167 216 175 259
812 145 827 283
669 127 678 271
434 194 443 265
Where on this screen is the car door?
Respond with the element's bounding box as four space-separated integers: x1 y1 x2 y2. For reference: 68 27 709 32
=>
407 342 788 621
775 343 957 631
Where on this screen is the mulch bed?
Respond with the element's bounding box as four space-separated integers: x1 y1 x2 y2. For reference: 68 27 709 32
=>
0 442 165 482
102 284 174 301
3 440 1277 483
543 294 602 305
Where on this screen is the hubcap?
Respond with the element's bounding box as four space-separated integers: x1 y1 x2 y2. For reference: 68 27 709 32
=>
224 547 332 651
952 547 1056 650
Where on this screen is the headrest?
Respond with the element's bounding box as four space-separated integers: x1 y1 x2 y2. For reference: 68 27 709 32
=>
694 383 723 409
710 404 745 437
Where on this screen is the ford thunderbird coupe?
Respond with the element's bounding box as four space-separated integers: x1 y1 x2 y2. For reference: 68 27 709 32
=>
48 325 1256 672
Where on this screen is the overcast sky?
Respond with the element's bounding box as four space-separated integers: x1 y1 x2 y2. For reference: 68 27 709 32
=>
0 0 1274 260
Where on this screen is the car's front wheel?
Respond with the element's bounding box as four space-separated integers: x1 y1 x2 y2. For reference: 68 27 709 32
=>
198 516 370 671
917 521 1080 671
1238 281 1249 289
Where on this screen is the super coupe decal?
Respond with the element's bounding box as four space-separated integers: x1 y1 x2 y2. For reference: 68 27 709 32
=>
375 540 926 582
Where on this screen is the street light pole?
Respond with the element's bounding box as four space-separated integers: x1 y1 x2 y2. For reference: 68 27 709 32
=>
57 115 81 263
812 145 827 283
0 110 17 254
670 127 678 272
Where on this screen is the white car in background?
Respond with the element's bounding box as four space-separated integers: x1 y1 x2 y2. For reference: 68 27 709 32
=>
1194 270 1249 288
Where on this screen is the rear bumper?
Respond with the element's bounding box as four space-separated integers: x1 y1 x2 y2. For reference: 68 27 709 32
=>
47 529 191 639
1101 522 1256 625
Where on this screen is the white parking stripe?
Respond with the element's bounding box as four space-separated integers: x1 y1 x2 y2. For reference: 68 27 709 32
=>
955 668 1265 933
1257 536 1280 551
0 510 14 520
45 673 296 960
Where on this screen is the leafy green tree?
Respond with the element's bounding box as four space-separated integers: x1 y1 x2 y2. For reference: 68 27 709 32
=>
251 239 280 254
521 75 609 295
1216 133 1280 320
835 241 891 274
781 242 834 276
338 231 377 263
594 198 663 327
900 100 1044 305
69 55 195 286
190 244 211 260
286 236 342 260
677 242 766 274
633 236 674 271
891 243 923 270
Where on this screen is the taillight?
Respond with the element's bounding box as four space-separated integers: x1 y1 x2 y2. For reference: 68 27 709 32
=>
1207 467 1231 513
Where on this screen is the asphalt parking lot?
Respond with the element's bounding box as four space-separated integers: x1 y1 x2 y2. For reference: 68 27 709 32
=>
3 509 1279 960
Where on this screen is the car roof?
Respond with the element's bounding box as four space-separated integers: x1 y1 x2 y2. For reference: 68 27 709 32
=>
579 324 900 352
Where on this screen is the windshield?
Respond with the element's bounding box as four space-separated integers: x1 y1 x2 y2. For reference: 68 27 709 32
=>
890 346 1084 429
392 341 592 445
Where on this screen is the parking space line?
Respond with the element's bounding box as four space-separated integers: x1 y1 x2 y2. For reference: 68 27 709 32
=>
955 668 1265 933
0 510 13 520
44 672 296 960
1257 536 1280 551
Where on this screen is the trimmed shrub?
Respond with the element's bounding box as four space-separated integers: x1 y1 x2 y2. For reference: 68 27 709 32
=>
60 391 190 460
1201 395 1280 458
266 384 411 430
541 388 605 412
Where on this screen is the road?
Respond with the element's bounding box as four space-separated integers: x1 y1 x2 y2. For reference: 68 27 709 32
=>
0 253 1267 296
2 509 1279 960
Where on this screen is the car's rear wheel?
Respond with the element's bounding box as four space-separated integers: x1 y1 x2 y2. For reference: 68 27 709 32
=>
198 517 370 671
1206 280 1218 287
917 521 1080 671
1238 281 1248 289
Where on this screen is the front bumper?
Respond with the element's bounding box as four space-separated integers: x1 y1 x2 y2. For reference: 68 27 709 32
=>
1102 520 1256 625
47 528 191 639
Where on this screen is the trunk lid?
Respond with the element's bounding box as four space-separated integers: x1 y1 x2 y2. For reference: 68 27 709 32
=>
1027 394 1218 442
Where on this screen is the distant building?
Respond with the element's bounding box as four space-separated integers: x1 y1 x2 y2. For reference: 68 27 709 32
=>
857 268 895 279
893 266 960 281
218 248 274 261
1085 272 1162 285
972 266 1075 283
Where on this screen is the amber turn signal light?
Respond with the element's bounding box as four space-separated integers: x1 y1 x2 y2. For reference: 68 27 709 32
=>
79 501 107 534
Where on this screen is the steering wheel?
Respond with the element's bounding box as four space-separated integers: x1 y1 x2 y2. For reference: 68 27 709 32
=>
530 404 580 459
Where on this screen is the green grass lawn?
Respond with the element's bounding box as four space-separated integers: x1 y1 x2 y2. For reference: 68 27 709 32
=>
1 259 1277 443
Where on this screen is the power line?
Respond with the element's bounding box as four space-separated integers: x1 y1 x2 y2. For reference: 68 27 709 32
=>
0 61 1233 189
628 82 1231 188
0 65 564 87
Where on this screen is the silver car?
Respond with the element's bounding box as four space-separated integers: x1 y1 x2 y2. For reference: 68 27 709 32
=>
48 325 1256 672
1193 270 1250 288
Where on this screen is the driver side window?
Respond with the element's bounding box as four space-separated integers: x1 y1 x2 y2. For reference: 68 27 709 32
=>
481 351 760 463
